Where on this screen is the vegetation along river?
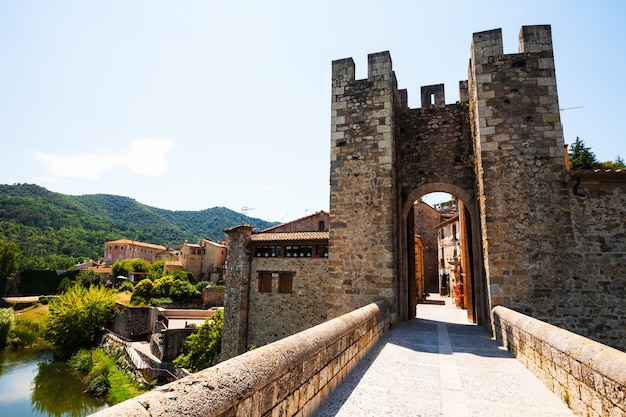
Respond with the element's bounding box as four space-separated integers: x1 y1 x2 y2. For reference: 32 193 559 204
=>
0 348 108 417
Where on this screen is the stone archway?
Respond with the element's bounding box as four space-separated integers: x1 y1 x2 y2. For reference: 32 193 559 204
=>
400 184 487 325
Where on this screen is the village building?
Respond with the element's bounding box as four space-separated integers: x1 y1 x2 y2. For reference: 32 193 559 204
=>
222 211 329 356
103 239 167 267
178 239 227 283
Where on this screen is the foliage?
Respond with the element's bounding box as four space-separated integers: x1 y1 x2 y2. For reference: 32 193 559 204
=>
44 285 115 356
195 280 210 291
147 260 166 280
0 183 278 269
57 277 75 293
173 309 224 372
111 260 133 278
132 279 154 302
77 269 103 288
8 317 40 347
19 269 75 296
90 348 146 403
131 274 200 305
0 307 14 348
598 155 626 169
117 281 134 293
69 348 94 374
569 137 599 169
0 239 21 295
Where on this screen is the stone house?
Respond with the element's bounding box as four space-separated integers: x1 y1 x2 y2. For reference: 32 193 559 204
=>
413 200 441 294
178 239 227 282
222 211 329 357
103 239 167 267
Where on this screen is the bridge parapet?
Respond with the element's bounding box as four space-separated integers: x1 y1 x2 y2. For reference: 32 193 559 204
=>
90 300 389 417
493 306 626 417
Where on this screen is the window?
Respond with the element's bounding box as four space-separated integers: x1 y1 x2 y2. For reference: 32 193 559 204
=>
452 224 457 240
318 221 325 231
278 273 294 293
258 272 272 293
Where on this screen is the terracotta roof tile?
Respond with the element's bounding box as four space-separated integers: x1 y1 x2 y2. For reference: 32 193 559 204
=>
251 231 329 242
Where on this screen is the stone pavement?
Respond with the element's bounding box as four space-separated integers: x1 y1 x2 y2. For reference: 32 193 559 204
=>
313 294 575 417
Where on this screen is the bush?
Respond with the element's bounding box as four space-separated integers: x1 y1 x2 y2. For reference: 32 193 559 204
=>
131 279 154 304
173 309 223 372
0 308 14 349
118 281 134 293
44 285 115 357
195 281 210 291
69 349 93 374
8 317 39 347
149 297 173 306
87 370 110 397
57 277 75 294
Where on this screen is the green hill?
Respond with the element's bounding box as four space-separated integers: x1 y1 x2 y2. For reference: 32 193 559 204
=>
0 184 278 270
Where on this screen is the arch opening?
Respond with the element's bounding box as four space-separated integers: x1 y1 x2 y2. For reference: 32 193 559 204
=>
400 185 487 326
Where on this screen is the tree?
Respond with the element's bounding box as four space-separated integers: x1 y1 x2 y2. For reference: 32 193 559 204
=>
0 307 14 348
173 309 223 372
44 285 115 357
568 137 599 170
599 155 626 170
77 269 103 288
0 239 22 296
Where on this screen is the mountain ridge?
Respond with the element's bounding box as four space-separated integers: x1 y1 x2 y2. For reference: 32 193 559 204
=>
0 183 278 269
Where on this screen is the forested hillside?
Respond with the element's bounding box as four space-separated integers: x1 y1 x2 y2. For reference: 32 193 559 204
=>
0 184 277 270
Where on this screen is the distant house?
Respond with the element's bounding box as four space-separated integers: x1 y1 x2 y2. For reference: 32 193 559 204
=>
104 239 167 267
178 239 227 282
222 211 329 357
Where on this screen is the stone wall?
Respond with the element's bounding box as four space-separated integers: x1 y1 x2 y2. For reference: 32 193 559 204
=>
202 286 224 307
492 306 626 417
111 303 154 341
247 257 329 348
89 300 389 417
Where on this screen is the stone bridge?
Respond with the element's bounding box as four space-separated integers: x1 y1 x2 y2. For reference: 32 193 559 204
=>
91 299 625 417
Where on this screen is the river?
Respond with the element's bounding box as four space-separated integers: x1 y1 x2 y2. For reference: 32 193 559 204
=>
0 348 108 417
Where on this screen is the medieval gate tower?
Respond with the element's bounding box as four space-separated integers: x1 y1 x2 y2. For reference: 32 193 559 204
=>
329 25 577 329
223 25 625 359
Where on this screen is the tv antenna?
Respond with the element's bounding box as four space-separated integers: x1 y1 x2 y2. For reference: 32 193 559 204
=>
241 206 254 216
560 106 583 112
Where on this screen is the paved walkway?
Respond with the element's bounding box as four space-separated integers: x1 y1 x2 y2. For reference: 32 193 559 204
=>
314 294 574 417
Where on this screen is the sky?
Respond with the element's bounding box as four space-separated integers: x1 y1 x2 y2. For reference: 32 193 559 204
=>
1 1 624 222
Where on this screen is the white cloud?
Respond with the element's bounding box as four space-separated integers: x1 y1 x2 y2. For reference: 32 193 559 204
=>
35 138 175 180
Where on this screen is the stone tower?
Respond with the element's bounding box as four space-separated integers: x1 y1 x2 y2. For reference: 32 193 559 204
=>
328 52 400 320
468 25 573 313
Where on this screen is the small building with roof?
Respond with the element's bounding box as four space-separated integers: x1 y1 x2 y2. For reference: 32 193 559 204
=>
221 211 329 357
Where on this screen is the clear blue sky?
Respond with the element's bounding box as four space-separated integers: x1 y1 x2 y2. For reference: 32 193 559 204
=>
1 1 624 222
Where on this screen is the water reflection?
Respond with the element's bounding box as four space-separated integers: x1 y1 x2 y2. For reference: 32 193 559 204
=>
0 349 108 417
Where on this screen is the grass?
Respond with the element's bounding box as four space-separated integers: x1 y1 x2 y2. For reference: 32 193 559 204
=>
114 290 133 306
91 348 147 404
16 303 49 325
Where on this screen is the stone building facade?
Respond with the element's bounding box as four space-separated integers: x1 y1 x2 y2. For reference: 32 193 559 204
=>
413 201 440 294
224 25 626 355
222 212 329 358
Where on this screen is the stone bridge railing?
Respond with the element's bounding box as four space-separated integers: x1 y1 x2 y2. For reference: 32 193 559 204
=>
492 306 626 417
90 300 389 417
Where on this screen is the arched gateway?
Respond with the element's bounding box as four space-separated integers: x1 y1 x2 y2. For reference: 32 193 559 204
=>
222 25 626 359
328 25 566 327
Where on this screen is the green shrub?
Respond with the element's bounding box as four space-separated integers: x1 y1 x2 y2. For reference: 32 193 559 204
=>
195 281 210 291
57 277 75 294
173 309 223 372
118 281 134 293
44 285 115 357
87 371 110 397
149 297 173 306
69 349 93 374
0 308 14 349
8 317 39 347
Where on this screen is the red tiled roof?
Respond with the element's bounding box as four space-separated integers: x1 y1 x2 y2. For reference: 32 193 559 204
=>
250 231 329 242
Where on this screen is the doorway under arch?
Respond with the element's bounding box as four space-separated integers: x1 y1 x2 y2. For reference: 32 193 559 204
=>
400 184 488 326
